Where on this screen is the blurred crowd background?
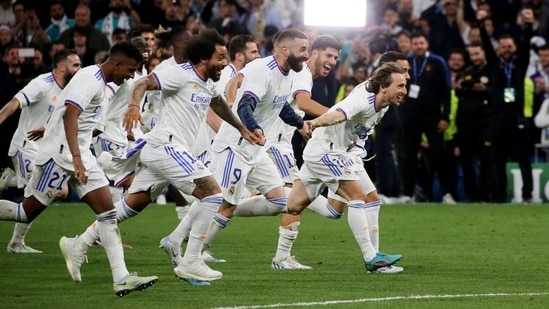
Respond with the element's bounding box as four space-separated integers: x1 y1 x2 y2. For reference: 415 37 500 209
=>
1 0 549 204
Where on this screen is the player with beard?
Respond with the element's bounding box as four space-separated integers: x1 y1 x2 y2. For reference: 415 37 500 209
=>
58 29 260 285
0 41 159 296
0 49 81 253
284 62 406 273
158 34 261 265
194 29 312 278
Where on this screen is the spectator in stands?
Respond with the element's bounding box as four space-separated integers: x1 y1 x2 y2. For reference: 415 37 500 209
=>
44 1 75 43
396 30 412 55
129 24 157 57
397 0 420 33
421 0 465 57
242 0 282 44
134 0 165 28
208 0 249 42
0 25 16 59
398 32 454 203
479 8 537 203
158 0 190 30
59 4 111 53
95 0 141 45
9 1 25 37
15 7 50 50
0 0 15 27
455 41 495 202
111 28 128 45
72 27 98 66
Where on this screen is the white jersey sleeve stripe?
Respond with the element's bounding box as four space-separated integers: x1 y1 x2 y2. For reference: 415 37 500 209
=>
65 99 83 112
336 107 348 120
19 92 30 106
151 72 162 90
242 90 260 102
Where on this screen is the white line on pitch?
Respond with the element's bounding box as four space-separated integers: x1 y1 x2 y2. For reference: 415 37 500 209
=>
213 292 549 309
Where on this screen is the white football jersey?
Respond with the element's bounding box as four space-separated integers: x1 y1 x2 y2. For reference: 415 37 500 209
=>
145 62 219 149
212 56 293 163
98 69 147 146
215 63 237 100
10 72 60 156
303 81 388 161
36 65 107 171
265 62 312 152
192 63 238 157
144 56 177 113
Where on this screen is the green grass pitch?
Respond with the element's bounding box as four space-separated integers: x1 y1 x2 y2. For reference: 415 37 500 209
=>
1 203 548 308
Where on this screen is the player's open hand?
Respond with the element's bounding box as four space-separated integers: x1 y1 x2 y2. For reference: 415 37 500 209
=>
27 126 45 141
123 106 144 132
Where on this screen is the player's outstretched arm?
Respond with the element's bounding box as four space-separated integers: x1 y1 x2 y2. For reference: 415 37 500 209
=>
210 96 261 145
0 98 21 125
124 74 157 131
310 109 346 130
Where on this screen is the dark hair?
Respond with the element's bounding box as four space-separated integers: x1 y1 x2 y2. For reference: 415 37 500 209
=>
498 33 515 42
52 48 78 67
184 28 226 65
396 30 411 39
366 62 405 93
379 51 407 65
467 41 484 49
108 41 143 63
369 37 388 55
311 35 341 52
156 25 190 45
410 32 427 41
112 28 128 37
539 44 549 52
274 28 307 45
128 23 155 39
228 34 255 62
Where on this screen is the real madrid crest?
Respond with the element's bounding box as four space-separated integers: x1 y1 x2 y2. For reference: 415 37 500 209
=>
343 167 352 176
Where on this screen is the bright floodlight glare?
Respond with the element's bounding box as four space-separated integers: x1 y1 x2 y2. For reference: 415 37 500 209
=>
303 0 366 28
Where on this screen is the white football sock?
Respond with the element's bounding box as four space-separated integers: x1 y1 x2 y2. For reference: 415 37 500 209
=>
76 198 139 251
307 197 343 219
233 195 282 217
175 205 190 220
364 201 381 251
168 201 199 247
202 212 230 251
182 194 222 262
9 222 32 244
96 209 128 283
274 222 299 260
347 200 376 261
0 201 28 222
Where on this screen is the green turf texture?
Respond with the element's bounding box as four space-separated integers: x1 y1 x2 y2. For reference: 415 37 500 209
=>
0 203 548 308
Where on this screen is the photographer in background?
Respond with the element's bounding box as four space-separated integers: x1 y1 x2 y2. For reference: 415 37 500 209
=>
454 41 494 202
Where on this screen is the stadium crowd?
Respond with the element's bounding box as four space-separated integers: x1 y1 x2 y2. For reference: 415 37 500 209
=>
1 0 548 206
